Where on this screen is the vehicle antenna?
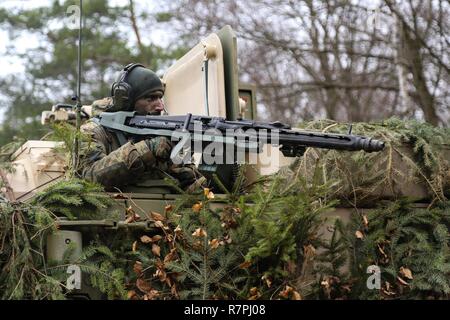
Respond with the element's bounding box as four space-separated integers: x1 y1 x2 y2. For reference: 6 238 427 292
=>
71 0 83 174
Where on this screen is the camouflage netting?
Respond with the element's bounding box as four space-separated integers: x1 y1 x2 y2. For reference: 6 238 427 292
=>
0 118 449 300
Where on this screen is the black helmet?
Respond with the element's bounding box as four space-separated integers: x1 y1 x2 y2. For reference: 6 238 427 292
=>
110 63 164 111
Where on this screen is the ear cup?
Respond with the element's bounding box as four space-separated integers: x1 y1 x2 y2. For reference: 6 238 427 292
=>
111 81 132 111
110 63 145 111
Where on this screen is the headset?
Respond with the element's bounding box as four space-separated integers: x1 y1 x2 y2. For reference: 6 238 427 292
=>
110 63 145 111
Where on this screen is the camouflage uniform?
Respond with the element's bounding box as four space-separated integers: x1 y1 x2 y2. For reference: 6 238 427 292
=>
79 99 205 191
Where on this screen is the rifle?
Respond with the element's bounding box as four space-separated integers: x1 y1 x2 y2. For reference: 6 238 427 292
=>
96 111 385 159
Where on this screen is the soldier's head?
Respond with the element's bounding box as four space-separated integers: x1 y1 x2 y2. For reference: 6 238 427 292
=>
111 63 165 115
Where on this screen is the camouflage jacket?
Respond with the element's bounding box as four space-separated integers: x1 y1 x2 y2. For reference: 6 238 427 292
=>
79 109 205 191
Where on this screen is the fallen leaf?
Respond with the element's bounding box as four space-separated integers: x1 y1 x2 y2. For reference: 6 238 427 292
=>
164 248 177 263
207 191 215 200
321 280 330 289
164 204 173 213
363 215 369 227
148 289 159 300
192 227 207 238
292 290 302 300
171 284 179 298
132 241 138 252
174 225 182 233
279 285 293 299
151 211 165 222
400 267 413 280
303 244 316 257
154 220 164 228
239 261 252 269
261 275 272 288
377 244 387 258
192 202 203 213
152 244 161 257
133 261 143 275
209 239 220 249
355 230 364 239
165 234 174 243
249 287 259 296
152 235 163 242
126 205 135 216
127 290 137 300
203 188 210 197
136 278 152 294
140 235 152 243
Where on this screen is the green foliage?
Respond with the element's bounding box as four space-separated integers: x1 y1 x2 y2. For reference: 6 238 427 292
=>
313 199 450 300
167 192 240 299
0 0 187 145
358 200 450 299
0 199 64 299
297 118 450 205
31 178 114 220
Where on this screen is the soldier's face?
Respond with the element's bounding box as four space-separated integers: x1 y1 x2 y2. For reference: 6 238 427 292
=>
134 92 165 115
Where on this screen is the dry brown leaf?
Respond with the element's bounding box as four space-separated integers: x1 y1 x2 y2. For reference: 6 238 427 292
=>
400 267 413 280
321 280 330 289
164 248 177 263
192 227 207 238
152 244 161 257
303 244 316 257
209 238 220 249
171 284 179 298
140 235 152 244
363 215 369 227
377 244 388 258
151 211 165 222
279 285 293 299
152 235 163 242
132 241 138 252
154 220 164 228
127 290 137 300
148 289 159 300
249 287 259 296
136 278 152 294
261 275 272 288
355 230 364 239
292 290 302 300
124 216 134 224
203 188 210 197
192 202 203 213
126 205 135 216
133 261 143 275
239 261 252 269
207 191 215 200
164 204 173 213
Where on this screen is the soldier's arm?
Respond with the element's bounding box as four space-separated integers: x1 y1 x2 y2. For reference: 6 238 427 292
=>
79 122 157 189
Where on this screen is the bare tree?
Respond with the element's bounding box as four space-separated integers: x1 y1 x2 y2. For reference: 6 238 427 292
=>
170 0 449 126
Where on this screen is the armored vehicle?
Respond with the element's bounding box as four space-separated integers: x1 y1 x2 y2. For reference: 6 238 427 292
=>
0 26 403 299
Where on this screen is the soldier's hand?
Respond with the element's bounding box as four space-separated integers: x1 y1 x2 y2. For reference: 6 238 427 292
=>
145 136 172 160
169 164 206 191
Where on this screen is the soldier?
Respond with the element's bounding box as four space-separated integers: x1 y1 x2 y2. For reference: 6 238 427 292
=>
79 63 206 192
